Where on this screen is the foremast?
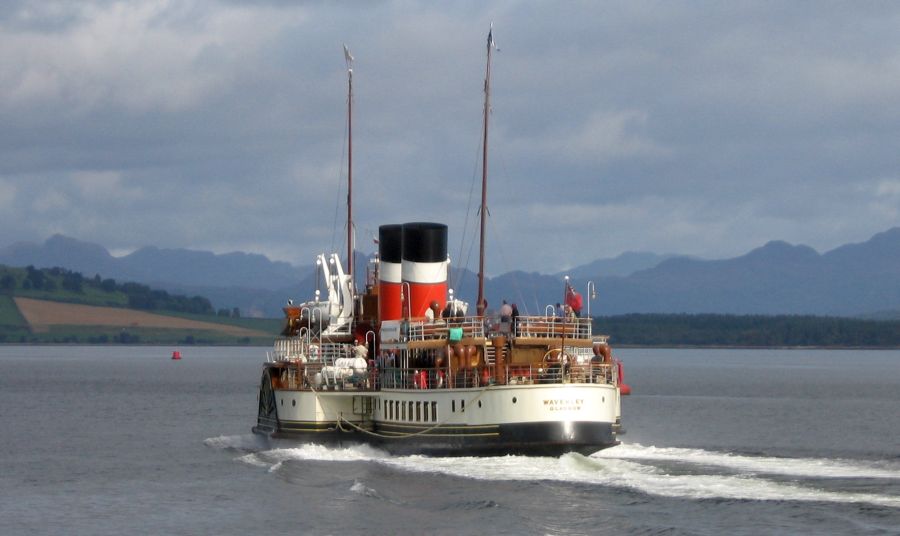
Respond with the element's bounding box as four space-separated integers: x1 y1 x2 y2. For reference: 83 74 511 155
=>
344 44 355 298
477 25 495 317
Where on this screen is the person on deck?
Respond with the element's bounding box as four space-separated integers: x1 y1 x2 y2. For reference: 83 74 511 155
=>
499 300 513 334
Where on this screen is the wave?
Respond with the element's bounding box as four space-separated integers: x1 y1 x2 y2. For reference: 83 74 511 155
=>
596 443 900 479
202 434 269 452
205 438 900 508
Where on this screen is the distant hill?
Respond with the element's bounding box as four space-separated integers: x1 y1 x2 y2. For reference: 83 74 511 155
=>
557 251 681 279
467 227 900 317
3 227 900 317
0 235 316 316
0 235 312 291
570 228 900 316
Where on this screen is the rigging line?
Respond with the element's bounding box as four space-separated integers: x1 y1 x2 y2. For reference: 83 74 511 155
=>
453 110 487 292
460 212 480 298
331 112 349 256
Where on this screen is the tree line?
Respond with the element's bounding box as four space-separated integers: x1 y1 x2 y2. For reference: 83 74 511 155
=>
594 313 900 347
1 265 218 316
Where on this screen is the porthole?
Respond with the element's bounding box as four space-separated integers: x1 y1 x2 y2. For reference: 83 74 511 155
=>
602 396 605 403
477 401 482 408
292 399 296 407
512 397 517 404
280 399 283 406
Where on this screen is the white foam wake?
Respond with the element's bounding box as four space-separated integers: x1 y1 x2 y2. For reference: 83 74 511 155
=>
596 443 900 480
203 434 268 452
206 438 900 508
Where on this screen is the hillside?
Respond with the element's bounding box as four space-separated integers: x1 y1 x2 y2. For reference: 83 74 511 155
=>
475 228 900 317
0 234 311 291
0 265 280 344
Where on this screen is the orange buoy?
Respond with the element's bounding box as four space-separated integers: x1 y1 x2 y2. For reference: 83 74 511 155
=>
171 350 182 360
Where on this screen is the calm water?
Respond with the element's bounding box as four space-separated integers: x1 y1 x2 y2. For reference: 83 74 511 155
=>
1 346 898 535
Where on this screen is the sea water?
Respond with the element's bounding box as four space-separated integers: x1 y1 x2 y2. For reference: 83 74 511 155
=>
0 346 898 535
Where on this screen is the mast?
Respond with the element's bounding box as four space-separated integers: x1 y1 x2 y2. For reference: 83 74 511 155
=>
477 25 494 317
344 44 355 295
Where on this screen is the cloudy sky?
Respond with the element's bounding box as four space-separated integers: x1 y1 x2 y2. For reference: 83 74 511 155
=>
2 1 899 275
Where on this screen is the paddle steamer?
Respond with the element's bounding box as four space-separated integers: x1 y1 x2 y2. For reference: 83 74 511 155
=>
252 29 628 456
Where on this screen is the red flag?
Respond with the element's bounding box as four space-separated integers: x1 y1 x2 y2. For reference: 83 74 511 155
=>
565 283 582 313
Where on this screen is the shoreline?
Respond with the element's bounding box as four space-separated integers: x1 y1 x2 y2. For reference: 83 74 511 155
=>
2 342 899 350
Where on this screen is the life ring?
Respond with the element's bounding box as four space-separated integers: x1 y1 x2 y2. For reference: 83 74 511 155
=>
542 348 570 365
540 349 569 383
542 348 562 363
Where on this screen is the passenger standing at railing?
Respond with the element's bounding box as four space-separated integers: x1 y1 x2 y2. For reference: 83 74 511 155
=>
510 303 519 334
499 300 512 331
425 301 440 323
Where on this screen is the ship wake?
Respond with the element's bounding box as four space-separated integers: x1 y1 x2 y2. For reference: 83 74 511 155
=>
205 436 900 508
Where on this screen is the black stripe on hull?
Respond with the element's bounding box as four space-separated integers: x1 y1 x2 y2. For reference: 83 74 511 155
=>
252 420 618 457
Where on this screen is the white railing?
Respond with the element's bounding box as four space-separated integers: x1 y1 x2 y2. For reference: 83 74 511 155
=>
269 360 617 392
405 317 485 342
377 363 616 389
272 337 354 365
512 316 593 339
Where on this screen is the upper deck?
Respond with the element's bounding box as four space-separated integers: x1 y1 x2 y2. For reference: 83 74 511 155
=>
380 315 598 347
265 314 616 393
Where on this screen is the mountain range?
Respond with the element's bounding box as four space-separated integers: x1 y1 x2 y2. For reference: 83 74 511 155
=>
1 228 898 318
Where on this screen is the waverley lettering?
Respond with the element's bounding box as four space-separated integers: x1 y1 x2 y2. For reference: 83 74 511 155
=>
542 398 583 411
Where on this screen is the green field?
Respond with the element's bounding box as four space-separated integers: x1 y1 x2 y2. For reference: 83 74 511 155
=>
160 310 283 334
0 295 30 342
1 264 284 345
0 295 27 326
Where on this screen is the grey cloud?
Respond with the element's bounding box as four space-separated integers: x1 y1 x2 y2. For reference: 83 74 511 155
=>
1 1 899 275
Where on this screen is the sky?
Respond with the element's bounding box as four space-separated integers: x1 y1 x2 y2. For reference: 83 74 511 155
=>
1 1 899 276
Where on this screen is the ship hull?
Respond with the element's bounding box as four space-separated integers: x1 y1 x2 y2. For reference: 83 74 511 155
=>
254 382 621 457
253 421 617 457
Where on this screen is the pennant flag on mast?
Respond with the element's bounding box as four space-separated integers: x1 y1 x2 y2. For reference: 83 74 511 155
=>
343 44 354 69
